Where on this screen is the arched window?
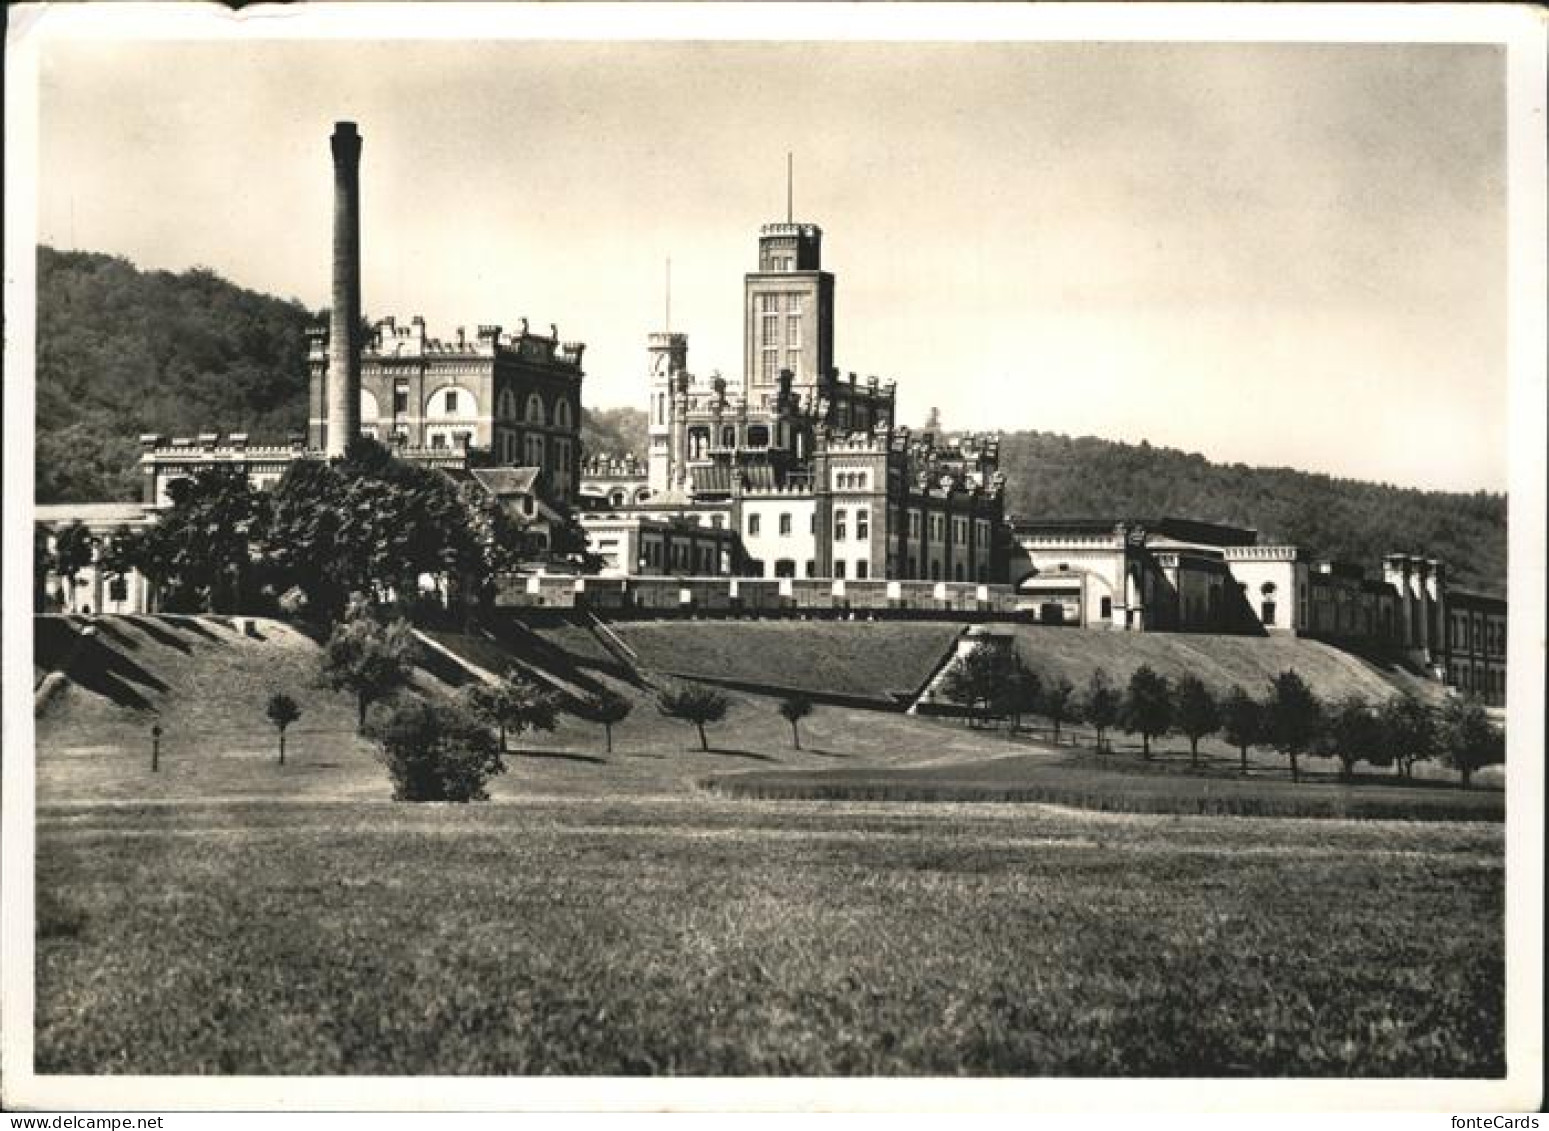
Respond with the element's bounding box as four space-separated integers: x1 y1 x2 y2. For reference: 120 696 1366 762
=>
497 388 519 421
554 398 572 430
721 425 736 448
525 393 546 426
427 385 477 418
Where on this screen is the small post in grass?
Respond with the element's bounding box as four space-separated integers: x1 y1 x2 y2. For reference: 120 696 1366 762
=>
150 723 162 773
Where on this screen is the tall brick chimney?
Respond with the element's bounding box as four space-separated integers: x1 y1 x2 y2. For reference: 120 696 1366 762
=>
326 121 363 457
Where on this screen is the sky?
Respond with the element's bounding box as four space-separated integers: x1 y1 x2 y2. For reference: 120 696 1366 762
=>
33 25 1510 492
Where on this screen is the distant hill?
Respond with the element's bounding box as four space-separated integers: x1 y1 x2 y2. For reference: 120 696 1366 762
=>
994 431 1505 596
36 247 319 502
33 247 1504 595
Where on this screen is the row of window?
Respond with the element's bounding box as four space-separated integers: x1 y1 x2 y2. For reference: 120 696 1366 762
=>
902 558 990 582
1450 613 1506 656
367 385 574 430
904 512 989 546
640 539 723 574
1449 663 1506 701
834 471 869 491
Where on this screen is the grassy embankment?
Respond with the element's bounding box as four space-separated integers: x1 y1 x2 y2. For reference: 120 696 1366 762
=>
32 614 1505 1075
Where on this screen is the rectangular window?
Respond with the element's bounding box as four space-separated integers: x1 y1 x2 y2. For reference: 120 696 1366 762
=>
810 513 817 534
711 515 724 530
446 391 459 414
856 509 869 540
806 560 816 577
910 511 921 539
856 561 869 580
787 293 803 315
834 560 846 579
786 350 800 377
834 509 847 540
762 314 780 349
393 384 409 414
431 433 447 450
748 514 761 536
760 294 779 313
779 513 792 536
761 352 777 382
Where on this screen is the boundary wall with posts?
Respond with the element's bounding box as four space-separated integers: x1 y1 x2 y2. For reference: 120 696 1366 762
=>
493 575 1027 620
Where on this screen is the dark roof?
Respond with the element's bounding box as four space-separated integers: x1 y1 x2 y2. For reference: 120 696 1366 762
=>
1448 589 1507 611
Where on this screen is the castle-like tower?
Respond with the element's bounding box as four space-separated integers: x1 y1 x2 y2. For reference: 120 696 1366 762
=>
585 206 1008 583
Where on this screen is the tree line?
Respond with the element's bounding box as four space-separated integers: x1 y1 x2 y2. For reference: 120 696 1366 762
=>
938 643 1504 788
34 436 591 623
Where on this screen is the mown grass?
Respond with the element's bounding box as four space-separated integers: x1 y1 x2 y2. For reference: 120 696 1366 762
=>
612 620 965 703
704 752 1504 822
36 798 1503 1076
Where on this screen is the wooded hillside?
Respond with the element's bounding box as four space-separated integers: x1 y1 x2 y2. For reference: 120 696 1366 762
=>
33 247 1505 593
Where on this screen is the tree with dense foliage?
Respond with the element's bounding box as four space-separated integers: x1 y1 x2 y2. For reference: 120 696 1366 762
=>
36 248 316 503
366 698 505 802
1264 670 1322 783
938 642 1019 728
1172 674 1220 768
1120 665 1173 758
49 521 96 610
588 689 633 754
460 670 559 753
779 694 815 750
1438 697 1504 789
33 527 56 612
265 437 512 622
321 600 419 731
1039 676 1076 743
1379 694 1440 780
1323 694 1382 781
264 692 301 766
656 683 731 751
128 467 271 613
1083 669 1120 753
1004 661 1042 734
1219 685 1263 775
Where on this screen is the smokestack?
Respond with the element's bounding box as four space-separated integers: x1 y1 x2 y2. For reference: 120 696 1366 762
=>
326 121 363 457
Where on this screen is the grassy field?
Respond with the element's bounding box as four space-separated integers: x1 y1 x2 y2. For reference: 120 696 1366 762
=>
706 749 1504 821
36 797 1502 1076
610 619 965 704
32 613 1506 1076
1005 624 1441 704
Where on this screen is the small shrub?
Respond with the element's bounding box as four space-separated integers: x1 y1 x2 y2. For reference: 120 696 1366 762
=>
366 698 504 803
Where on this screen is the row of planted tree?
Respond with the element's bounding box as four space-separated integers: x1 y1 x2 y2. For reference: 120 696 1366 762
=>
254 596 800 803
34 436 590 621
937 643 1504 788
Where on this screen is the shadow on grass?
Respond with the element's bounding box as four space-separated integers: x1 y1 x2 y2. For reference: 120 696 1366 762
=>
511 749 608 766
705 747 778 762
57 635 170 711
125 617 194 654
415 644 478 690
89 619 141 652
165 617 222 642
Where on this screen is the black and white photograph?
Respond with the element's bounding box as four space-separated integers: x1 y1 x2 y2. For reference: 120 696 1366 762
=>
3 2 1543 1115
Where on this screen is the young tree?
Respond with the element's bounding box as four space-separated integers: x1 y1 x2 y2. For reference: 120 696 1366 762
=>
1120 665 1173 758
589 689 633 755
321 600 419 731
51 521 95 608
1380 694 1439 780
1005 661 1042 734
1219 684 1263 775
1037 676 1075 743
657 683 731 751
1083 669 1120 753
1323 694 1381 781
1439 697 1504 789
1264 670 1322 783
938 642 1017 728
366 698 505 802
1172 674 1220 768
264 692 301 766
461 669 559 753
779 694 815 749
